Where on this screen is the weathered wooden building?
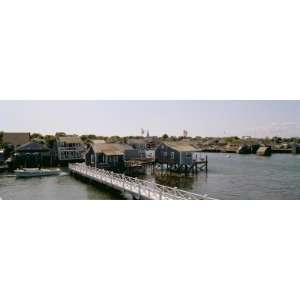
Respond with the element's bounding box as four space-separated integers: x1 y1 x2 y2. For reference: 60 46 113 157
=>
85 143 133 171
3 132 30 149
55 135 85 163
155 142 207 173
13 142 53 168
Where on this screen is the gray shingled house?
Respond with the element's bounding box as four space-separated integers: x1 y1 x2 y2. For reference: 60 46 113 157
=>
85 143 133 171
55 134 85 163
155 141 206 174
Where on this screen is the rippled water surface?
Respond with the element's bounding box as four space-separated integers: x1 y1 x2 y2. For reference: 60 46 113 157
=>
1 154 300 199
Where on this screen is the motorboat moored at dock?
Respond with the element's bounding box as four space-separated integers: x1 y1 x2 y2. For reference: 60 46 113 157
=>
14 168 61 178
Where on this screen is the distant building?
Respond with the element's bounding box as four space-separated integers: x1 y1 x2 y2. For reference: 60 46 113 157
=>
155 142 198 166
242 136 252 140
55 135 85 162
3 132 30 149
85 143 133 170
145 137 160 149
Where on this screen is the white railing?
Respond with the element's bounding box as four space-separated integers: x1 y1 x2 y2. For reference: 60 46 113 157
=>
69 163 214 200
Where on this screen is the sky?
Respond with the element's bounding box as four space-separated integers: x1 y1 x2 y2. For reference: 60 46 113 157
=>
0 100 300 138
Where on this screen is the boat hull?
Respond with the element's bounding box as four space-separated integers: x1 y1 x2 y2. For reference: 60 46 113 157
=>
14 169 61 178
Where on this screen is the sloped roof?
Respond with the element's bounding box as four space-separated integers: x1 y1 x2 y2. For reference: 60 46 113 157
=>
3 132 30 147
16 142 49 152
91 139 106 144
127 138 147 145
91 143 133 155
57 135 83 144
162 142 197 152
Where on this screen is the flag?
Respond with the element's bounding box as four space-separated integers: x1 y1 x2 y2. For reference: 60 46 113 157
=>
183 129 188 137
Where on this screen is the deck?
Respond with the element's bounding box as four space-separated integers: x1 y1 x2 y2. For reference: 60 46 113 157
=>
69 163 214 200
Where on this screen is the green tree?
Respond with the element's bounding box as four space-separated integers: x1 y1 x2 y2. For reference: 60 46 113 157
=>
56 132 66 137
108 136 121 143
162 134 169 140
87 134 97 140
44 135 56 148
224 136 240 144
80 135 88 142
31 133 43 139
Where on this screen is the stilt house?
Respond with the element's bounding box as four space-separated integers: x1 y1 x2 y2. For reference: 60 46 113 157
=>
85 143 133 171
155 142 198 165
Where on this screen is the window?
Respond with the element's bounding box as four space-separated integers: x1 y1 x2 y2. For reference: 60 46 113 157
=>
170 152 175 159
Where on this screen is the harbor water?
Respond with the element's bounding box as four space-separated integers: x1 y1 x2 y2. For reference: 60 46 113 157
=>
0 153 300 199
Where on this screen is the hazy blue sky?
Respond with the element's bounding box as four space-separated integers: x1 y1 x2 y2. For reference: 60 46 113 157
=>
1 101 300 137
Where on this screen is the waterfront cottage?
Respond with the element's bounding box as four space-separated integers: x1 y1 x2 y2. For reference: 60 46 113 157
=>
3 132 30 149
15 141 53 168
55 135 85 163
85 143 133 171
155 142 198 166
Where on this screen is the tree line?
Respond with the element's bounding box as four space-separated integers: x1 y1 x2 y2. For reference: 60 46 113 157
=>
1 131 300 149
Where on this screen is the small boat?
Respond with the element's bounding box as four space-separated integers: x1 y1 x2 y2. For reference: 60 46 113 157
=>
14 168 61 178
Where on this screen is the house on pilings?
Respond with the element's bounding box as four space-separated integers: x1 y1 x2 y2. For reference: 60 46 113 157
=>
14 141 54 168
85 143 133 171
155 142 207 174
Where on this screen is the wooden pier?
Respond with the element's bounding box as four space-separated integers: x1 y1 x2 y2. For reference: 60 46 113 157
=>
69 163 214 200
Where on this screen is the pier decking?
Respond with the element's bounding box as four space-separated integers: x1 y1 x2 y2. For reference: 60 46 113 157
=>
69 163 214 200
